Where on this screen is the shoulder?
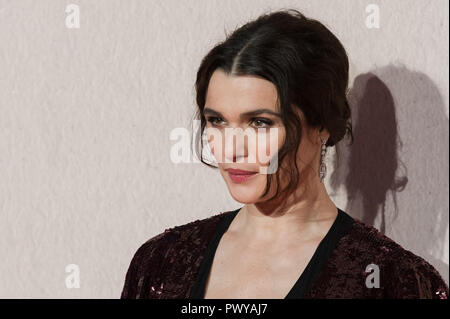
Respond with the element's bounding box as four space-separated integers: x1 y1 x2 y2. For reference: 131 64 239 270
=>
387 246 449 298
140 211 228 250
127 210 229 271
121 210 230 298
344 218 449 299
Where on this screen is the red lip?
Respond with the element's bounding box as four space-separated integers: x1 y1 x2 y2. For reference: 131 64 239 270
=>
226 168 258 175
226 168 258 183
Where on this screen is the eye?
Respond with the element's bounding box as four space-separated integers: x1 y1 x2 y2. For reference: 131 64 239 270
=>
206 116 226 126
250 118 274 129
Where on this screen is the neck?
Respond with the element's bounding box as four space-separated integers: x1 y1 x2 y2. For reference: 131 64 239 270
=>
230 177 338 242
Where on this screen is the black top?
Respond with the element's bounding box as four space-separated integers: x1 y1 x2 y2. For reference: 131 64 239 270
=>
189 207 355 299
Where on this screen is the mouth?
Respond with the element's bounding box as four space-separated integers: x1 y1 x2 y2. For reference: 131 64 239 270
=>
226 168 258 184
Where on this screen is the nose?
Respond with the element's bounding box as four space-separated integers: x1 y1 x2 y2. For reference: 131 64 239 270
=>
224 127 247 163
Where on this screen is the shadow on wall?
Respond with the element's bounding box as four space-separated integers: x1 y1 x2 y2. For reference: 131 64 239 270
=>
329 65 449 284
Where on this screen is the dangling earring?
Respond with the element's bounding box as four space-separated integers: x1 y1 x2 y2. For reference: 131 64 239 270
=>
319 136 327 183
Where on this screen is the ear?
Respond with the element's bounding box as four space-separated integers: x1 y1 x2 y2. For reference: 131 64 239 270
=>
318 128 330 145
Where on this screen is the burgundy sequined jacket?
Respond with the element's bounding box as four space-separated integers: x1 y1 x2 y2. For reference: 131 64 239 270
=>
121 210 449 299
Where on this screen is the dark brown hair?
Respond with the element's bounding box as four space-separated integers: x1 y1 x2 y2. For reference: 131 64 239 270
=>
193 9 354 202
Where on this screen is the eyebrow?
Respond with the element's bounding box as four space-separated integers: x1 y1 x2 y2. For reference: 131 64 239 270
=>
203 107 281 119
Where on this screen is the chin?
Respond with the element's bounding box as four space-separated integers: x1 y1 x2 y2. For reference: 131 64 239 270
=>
221 172 267 204
228 189 260 204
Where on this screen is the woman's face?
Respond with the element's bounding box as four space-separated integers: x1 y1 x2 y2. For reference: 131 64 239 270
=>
204 69 320 204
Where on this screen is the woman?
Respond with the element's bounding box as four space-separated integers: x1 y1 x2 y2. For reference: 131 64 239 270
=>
121 9 448 299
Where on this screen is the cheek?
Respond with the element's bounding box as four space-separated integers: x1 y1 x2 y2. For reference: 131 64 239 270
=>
296 132 316 166
206 127 224 162
252 128 285 166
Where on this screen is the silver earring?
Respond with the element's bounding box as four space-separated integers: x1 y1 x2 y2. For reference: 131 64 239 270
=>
319 137 327 183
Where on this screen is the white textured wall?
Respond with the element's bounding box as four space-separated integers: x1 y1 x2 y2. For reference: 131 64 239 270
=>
0 0 448 298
